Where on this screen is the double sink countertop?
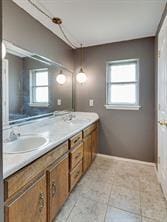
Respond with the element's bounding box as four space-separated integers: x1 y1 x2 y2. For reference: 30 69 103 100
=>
3 112 99 179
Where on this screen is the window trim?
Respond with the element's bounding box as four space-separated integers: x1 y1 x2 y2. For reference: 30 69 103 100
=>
105 59 141 110
29 68 49 107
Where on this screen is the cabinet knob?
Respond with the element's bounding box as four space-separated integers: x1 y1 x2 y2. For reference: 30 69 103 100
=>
39 192 45 212
51 182 57 197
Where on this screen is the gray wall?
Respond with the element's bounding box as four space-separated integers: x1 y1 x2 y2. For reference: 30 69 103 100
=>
74 37 155 162
2 0 74 71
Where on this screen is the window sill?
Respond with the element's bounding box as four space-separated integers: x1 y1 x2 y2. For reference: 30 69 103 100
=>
104 105 141 110
29 103 49 108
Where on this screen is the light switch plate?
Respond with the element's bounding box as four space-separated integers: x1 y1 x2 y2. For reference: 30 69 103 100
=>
89 99 94 107
57 99 61 106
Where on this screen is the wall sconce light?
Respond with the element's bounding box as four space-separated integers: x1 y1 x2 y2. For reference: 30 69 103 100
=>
56 70 66 85
2 42 6 59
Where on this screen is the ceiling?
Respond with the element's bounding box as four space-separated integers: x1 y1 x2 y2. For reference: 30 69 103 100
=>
13 0 167 48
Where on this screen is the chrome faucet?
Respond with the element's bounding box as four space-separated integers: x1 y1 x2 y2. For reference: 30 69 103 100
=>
63 113 76 122
6 127 21 142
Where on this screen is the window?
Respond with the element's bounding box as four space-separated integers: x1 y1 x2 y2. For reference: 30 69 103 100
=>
105 59 140 110
30 69 49 107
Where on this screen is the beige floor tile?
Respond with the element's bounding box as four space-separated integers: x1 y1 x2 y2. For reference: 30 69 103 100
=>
142 217 159 222
76 179 112 204
55 193 78 221
109 185 141 214
105 207 141 222
54 156 167 222
140 178 163 195
139 166 157 179
79 167 115 186
67 196 107 222
114 174 140 191
141 191 167 221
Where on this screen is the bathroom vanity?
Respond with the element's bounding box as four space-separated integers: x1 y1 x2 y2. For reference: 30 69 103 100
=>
3 112 99 222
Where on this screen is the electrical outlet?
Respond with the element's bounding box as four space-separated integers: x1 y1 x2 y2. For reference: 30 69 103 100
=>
89 99 94 107
57 99 61 106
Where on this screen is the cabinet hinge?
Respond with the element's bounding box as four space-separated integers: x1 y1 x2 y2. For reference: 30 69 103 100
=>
158 50 161 58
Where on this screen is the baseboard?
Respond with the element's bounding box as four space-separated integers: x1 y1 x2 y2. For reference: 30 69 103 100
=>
97 153 155 166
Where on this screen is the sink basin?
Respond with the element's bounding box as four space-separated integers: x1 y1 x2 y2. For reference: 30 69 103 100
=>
4 134 49 154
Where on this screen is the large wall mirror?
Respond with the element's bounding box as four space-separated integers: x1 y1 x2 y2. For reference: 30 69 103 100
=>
2 41 74 126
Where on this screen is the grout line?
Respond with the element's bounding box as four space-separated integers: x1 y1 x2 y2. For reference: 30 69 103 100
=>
104 175 114 222
106 205 142 217
64 192 81 221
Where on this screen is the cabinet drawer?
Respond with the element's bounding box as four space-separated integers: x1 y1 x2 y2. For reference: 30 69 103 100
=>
70 161 82 191
70 132 82 148
5 141 68 200
83 123 97 138
70 143 83 170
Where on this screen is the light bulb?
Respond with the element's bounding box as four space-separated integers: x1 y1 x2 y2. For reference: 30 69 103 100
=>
76 68 87 83
56 74 66 85
2 42 6 59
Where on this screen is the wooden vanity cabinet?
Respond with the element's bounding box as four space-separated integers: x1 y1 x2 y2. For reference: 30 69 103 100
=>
69 141 84 191
47 155 69 222
4 121 99 222
70 161 83 191
83 134 92 173
5 175 47 222
91 124 99 161
70 142 83 170
83 122 98 173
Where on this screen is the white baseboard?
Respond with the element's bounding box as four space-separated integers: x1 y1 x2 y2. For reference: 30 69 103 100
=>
97 153 155 166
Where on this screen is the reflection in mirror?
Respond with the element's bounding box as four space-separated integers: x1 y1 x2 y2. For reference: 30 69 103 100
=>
2 41 73 126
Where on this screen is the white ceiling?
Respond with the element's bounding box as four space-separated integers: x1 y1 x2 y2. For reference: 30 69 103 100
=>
13 0 166 48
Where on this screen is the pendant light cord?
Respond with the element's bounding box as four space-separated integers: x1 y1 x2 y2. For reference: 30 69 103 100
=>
58 24 78 49
27 0 79 49
27 0 52 20
80 44 83 68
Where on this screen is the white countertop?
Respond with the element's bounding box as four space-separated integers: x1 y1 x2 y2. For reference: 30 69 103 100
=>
3 112 99 179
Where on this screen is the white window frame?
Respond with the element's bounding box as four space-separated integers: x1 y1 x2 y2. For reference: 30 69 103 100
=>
105 59 141 110
29 68 49 107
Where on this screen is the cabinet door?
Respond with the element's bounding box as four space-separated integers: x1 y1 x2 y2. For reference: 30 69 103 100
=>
5 175 47 222
92 129 97 161
47 156 69 222
83 134 92 173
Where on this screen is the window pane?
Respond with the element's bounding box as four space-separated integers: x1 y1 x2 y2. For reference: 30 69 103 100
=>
110 63 136 83
35 87 48 103
36 70 48 86
109 84 136 104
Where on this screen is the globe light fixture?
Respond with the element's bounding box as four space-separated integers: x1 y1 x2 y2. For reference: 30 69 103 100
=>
76 68 87 83
56 70 66 85
76 44 87 84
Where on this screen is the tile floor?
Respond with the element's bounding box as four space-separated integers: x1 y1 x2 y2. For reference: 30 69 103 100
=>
54 156 167 222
